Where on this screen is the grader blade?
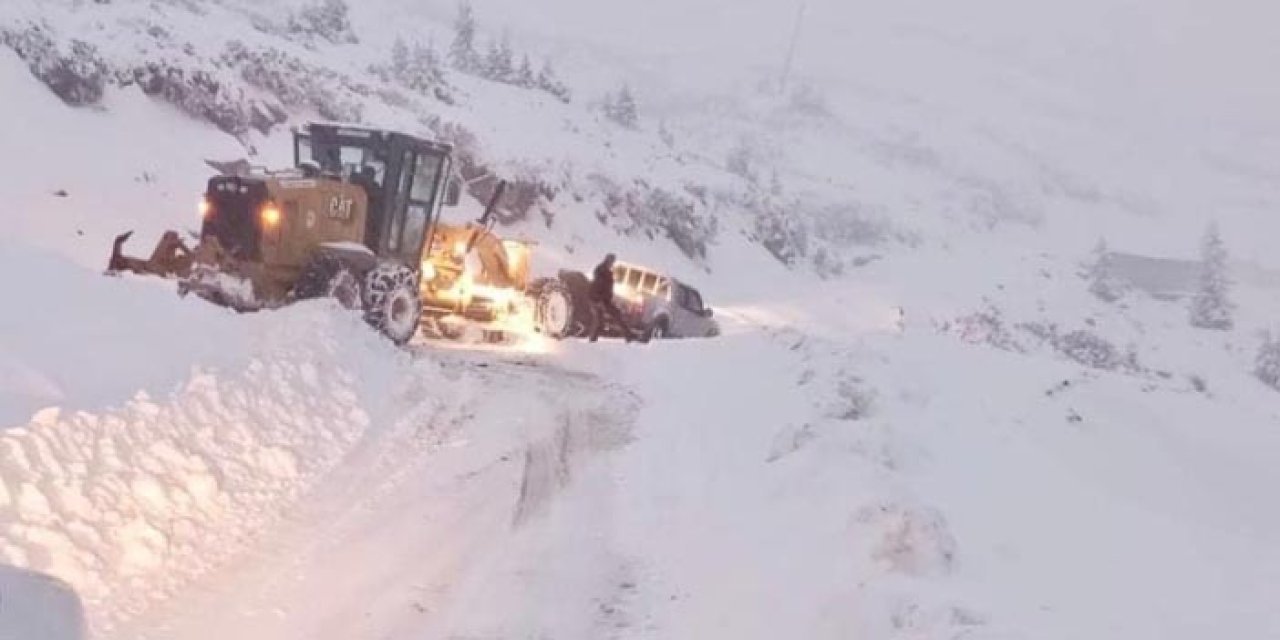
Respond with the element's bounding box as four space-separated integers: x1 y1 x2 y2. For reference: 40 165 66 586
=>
106 230 195 278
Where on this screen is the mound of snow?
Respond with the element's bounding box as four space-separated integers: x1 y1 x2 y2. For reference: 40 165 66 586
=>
0 242 437 633
0 242 245 427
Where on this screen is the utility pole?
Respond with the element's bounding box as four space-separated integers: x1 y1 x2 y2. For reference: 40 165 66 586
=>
779 1 807 94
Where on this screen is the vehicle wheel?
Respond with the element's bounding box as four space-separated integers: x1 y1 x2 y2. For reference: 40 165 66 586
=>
646 318 670 342
294 255 363 310
535 279 576 339
364 264 422 345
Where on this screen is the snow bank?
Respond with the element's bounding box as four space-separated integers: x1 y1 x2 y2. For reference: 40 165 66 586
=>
0 306 398 631
0 243 430 632
0 242 244 427
0 324 358 607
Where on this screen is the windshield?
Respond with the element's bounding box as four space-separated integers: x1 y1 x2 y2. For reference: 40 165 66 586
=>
295 134 388 184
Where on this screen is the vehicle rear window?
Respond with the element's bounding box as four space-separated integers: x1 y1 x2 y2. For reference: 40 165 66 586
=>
640 272 658 294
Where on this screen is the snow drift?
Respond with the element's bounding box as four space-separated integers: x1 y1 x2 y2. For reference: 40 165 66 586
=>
0 241 436 632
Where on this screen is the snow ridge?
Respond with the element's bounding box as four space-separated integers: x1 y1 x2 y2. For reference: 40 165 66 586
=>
0 304 396 633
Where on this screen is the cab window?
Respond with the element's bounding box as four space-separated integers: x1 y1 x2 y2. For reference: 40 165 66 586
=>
386 151 415 252
678 284 704 312
294 135 312 168
688 289 705 312
401 204 428 255
411 154 444 203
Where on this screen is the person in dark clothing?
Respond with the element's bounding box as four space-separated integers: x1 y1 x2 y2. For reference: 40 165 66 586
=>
350 166 384 244
351 166 381 207
588 253 635 343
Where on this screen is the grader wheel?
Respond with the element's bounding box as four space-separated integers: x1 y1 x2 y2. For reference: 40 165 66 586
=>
364 264 422 345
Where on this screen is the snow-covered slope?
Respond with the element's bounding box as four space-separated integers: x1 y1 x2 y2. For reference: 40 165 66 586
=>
1 0 1279 638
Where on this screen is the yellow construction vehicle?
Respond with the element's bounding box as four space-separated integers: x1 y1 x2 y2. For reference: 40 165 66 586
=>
108 123 461 344
107 123 580 345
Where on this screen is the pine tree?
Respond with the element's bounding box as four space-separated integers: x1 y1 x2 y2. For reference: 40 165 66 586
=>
411 41 447 93
484 36 515 82
515 54 535 88
604 84 638 128
1189 222 1234 330
1085 237 1125 302
616 85 638 126
536 58 571 102
1257 332 1280 391
769 169 783 196
391 38 411 77
449 1 478 72
536 59 554 89
387 38 447 95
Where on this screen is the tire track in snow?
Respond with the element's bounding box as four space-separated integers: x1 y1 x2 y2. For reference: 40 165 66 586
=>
511 401 637 529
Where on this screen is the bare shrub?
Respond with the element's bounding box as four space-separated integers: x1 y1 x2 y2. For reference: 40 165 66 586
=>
125 62 263 136
288 0 357 45
830 373 875 421
595 179 717 261
223 42 362 123
1 26 108 106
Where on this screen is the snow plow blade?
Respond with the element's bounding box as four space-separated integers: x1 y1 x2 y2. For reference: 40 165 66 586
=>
106 230 196 278
106 230 259 308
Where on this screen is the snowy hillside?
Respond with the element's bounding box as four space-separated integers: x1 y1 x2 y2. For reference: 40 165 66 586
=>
2 0 1280 638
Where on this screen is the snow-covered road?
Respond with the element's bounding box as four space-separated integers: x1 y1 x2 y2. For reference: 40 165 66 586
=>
102 327 870 640
105 347 639 640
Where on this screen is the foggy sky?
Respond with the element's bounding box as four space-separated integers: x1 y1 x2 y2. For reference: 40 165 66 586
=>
466 0 1279 146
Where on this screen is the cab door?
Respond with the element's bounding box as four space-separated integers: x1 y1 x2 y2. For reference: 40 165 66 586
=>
383 150 447 265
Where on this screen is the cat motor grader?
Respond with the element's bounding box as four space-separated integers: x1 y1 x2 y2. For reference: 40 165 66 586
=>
108 122 575 345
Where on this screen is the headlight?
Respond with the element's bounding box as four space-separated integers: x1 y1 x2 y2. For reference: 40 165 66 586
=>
260 203 282 228
421 261 437 281
198 197 213 220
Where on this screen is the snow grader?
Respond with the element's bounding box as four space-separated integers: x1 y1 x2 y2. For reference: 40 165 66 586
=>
107 123 576 345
